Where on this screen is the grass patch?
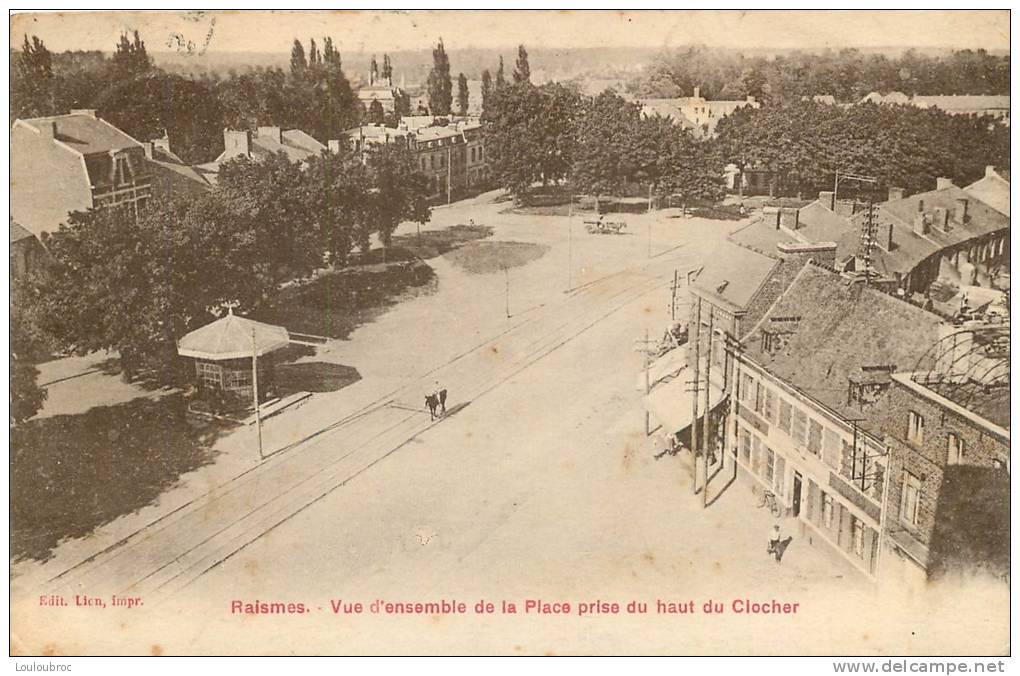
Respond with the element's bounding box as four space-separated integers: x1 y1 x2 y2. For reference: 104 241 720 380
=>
443 240 550 275
257 260 437 340
390 224 494 260
504 203 588 217
274 362 361 393
10 394 224 562
256 224 494 339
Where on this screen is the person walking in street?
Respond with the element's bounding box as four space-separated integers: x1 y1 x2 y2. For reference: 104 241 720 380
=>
768 524 782 562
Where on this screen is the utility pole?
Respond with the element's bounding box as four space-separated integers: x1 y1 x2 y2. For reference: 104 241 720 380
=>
447 145 452 205
860 200 877 286
689 298 701 495
251 328 264 462
702 307 714 509
644 327 651 436
504 265 510 318
567 201 573 292
671 269 680 321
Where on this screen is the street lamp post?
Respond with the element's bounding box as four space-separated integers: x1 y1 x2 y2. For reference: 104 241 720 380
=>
251 328 264 462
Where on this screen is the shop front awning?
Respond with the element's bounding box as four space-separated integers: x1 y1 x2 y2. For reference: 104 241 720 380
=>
643 373 727 435
636 348 688 391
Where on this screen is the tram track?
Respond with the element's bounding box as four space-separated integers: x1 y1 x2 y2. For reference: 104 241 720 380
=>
37 244 699 601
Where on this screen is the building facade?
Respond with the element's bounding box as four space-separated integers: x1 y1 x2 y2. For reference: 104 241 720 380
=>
11 110 153 238
877 323 1010 583
726 264 944 578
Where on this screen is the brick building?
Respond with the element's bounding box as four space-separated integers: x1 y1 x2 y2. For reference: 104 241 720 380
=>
730 264 943 577
877 322 1010 584
339 119 488 204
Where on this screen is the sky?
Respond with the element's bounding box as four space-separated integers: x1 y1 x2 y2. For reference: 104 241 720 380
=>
9 10 1011 55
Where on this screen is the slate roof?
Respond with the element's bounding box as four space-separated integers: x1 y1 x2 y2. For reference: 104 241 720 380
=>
735 184 1010 280
17 113 142 155
10 220 36 244
729 199 851 258
743 264 942 428
690 240 783 311
965 169 1010 217
146 144 211 188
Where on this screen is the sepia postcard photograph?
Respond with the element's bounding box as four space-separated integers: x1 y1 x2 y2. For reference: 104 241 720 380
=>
7 8 1013 659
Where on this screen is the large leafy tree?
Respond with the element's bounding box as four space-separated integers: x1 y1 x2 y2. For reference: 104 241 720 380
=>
305 149 370 265
216 152 322 289
11 35 55 121
285 36 361 141
111 30 152 80
96 71 225 164
365 143 432 248
571 90 645 196
37 204 189 380
715 99 1010 197
427 39 453 116
217 66 290 132
483 81 582 197
635 45 1010 103
9 287 49 426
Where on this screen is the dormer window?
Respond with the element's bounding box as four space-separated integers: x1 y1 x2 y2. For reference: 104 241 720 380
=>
848 365 895 407
114 156 133 185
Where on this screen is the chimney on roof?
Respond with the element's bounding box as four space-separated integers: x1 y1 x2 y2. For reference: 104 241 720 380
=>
779 206 800 230
776 241 838 271
986 165 997 178
887 186 905 202
257 126 282 144
913 211 931 236
746 95 756 104
693 86 701 99
224 129 251 157
39 119 56 140
153 133 171 154
880 221 894 251
936 177 954 190
917 198 925 213
933 206 949 231
70 108 97 118
818 190 835 211
955 197 969 224
327 139 342 154
143 141 154 160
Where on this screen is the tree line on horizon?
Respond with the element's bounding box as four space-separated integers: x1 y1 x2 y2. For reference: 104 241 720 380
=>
11 32 408 165
631 45 1010 103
